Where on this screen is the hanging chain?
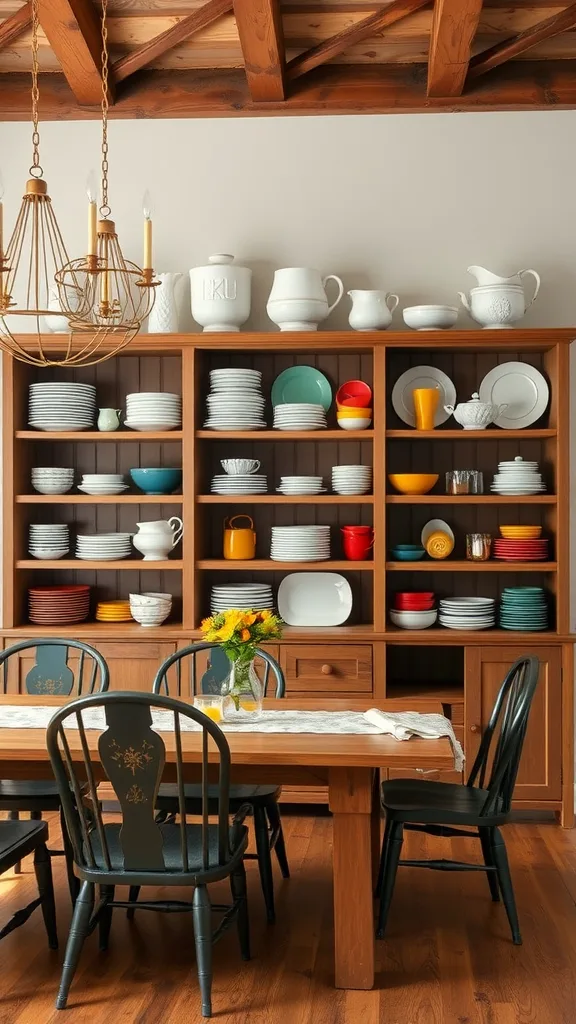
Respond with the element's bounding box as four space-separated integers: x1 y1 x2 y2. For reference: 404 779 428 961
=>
29 0 43 177
100 0 111 218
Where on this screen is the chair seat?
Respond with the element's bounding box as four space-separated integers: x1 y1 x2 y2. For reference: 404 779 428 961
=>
155 783 281 814
0 820 49 871
381 778 505 826
0 779 61 811
79 821 247 885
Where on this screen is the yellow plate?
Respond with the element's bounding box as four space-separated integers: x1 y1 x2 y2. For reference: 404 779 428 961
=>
500 526 542 538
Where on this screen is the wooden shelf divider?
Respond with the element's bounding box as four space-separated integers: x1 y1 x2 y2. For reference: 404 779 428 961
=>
386 429 557 440
386 561 558 572
196 559 375 571
17 495 184 504
386 494 557 504
16 560 183 570
195 429 374 440
197 494 373 504
15 431 183 441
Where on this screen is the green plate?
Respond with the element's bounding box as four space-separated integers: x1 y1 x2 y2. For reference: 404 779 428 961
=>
271 366 333 410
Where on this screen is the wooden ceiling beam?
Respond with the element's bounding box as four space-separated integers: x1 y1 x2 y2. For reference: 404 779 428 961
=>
36 0 109 107
3 61 576 118
113 0 233 84
427 0 483 97
0 2 31 53
469 1 576 79
233 0 286 102
286 0 432 82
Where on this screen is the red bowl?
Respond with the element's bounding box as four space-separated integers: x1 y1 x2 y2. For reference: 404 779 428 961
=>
336 380 372 408
394 598 435 609
394 592 434 601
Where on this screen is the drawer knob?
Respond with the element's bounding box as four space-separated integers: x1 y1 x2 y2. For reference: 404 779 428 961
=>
321 664 334 675
470 724 480 733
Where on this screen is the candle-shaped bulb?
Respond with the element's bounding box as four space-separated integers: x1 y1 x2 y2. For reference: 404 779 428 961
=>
142 190 152 270
87 170 97 257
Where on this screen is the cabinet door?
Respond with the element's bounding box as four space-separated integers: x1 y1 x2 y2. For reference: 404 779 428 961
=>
465 646 562 803
2 641 178 694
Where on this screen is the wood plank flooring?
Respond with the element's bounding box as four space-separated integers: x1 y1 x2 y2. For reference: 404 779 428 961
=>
0 810 575 1023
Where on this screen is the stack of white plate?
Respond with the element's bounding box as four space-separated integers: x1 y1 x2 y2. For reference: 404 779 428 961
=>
29 382 96 431
211 474 268 494
210 583 274 614
270 525 331 562
29 524 70 560
439 597 496 630
276 476 325 495
490 456 546 496
331 465 372 495
76 533 133 561
204 368 266 430
31 467 74 495
125 393 181 431
77 473 128 496
273 404 327 431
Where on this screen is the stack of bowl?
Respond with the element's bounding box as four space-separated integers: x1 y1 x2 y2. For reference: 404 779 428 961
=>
332 465 372 495
336 380 372 430
31 467 74 495
129 592 172 627
389 592 437 629
390 543 426 561
29 523 70 560
77 473 128 496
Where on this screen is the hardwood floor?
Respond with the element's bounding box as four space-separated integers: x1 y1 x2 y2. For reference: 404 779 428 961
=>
0 810 575 1023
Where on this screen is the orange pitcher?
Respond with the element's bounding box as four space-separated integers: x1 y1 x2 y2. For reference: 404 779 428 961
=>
412 387 439 430
223 515 256 560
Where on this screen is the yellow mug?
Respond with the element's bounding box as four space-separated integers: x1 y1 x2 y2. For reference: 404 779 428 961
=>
412 387 439 431
223 515 256 560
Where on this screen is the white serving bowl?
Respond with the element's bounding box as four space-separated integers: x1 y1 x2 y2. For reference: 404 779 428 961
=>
32 482 74 494
403 305 458 331
220 459 260 475
130 607 171 627
29 548 69 560
337 417 372 430
389 609 438 629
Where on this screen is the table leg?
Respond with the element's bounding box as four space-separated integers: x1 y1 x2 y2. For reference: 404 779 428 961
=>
371 771 382 889
329 766 375 990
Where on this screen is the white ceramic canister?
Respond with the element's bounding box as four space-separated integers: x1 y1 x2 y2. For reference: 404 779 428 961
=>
267 267 344 331
190 254 251 332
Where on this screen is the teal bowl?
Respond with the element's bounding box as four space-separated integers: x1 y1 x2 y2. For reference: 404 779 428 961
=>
130 468 182 495
391 547 426 561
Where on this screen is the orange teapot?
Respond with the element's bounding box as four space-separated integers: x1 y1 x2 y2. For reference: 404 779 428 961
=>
223 515 256 560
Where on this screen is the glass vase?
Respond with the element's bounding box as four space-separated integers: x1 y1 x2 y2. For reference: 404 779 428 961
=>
221 657 264 721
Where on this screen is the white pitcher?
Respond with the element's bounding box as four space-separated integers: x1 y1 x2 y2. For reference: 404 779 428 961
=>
147 273 184 334
467 266 541 294
348 290 399 331
267 268 344 331
133 517 184 561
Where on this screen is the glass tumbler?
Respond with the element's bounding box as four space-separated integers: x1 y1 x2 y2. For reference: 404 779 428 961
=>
466 533 492 561
446 470 484 495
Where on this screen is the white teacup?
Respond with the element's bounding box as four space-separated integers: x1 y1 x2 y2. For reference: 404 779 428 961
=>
221 459 261 475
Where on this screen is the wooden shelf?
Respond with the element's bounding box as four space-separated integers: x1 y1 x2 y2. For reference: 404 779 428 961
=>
196 559 374 570
386 560 557 571
386 494 556 504
16 560 183 570
195 430 373 440
386 429 557 440
15 431 183 442
197 494 373 504
17 495 184 504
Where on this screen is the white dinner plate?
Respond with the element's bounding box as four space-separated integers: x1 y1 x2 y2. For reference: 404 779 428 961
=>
278 572 352 626
478 361 549 429
391 366 456 427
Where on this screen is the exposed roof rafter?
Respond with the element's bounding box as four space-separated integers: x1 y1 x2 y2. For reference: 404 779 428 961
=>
233 0 286 101
428 0 484 97
468 0 576 79
37 0 110 107
0 2 31 54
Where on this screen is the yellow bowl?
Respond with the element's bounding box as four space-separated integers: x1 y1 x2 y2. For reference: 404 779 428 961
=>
500 526 542 538
337 406 372 418
388 473 439 495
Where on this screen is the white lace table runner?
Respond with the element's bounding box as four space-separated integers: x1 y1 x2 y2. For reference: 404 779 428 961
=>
0 706 464 771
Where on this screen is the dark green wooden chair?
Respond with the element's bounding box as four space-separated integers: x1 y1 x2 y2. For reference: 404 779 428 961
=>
376 655 541 945
0 639 110 900
139 642 290 924
0 819 57 949
47 690 251 1018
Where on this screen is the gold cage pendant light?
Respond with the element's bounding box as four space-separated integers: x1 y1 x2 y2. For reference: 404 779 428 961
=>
55 0 158 362
0 0 87 366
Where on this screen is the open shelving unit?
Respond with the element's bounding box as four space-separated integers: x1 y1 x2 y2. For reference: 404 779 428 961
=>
1 328 574 821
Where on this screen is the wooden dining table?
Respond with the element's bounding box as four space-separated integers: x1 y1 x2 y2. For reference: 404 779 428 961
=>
0 694 454 991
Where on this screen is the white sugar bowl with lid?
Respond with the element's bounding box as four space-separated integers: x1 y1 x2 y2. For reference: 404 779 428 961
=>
190 254 252 332
444 392 508 430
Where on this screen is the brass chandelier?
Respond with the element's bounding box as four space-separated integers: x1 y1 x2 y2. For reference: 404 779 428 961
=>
0 0 157 367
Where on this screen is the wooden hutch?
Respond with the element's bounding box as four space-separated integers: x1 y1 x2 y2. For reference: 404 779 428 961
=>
2 329 574 825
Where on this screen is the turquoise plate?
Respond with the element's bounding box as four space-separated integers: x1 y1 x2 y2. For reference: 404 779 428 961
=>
271 366 333 410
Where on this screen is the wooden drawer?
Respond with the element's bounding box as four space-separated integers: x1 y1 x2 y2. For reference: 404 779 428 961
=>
448 702 464 726
280 645 373 693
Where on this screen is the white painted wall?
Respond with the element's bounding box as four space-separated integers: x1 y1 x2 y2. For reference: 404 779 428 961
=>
0 111 575 620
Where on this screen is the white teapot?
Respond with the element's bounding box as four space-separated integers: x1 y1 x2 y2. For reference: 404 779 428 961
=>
133 517 183 561
459 265 540 329
444 392 508 431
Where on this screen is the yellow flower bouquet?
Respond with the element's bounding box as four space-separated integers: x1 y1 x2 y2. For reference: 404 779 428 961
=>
200 609 283 715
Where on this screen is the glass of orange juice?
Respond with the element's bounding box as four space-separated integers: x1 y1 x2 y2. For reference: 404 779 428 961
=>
193 694 223 724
